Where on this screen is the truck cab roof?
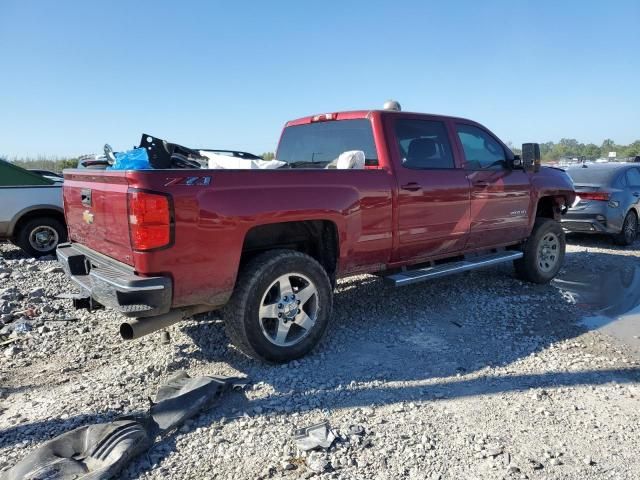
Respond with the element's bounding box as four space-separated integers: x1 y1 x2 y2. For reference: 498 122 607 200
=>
285 109 478 127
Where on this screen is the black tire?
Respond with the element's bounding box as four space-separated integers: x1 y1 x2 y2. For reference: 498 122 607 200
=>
514 218 565 284
15 217 67 257
224 249 333 362
613 210 638 246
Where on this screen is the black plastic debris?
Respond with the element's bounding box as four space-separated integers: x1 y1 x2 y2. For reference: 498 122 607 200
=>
150 371 242 432
293 421 337 451
1 372 247 480
139 134 205 169
0 418 154 480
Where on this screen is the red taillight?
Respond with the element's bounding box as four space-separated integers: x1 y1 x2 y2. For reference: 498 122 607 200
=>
127 190 172 251
579 192 610 201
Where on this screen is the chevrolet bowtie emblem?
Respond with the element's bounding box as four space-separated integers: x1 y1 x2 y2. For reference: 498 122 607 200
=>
82 210 94 225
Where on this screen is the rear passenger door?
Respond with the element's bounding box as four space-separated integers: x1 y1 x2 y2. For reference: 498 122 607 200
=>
390 117 471 262
454 123 531 248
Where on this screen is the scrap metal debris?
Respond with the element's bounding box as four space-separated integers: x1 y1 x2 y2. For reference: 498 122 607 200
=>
293 421 337 451
1 372 247 480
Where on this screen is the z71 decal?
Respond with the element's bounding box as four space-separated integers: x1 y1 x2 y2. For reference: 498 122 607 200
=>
164 176 212 186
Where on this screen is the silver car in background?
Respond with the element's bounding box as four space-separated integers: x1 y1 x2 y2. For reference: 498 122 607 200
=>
562 163 640 245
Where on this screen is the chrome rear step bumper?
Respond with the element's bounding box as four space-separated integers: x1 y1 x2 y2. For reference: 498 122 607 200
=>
56 243 172 318
384 251 523 287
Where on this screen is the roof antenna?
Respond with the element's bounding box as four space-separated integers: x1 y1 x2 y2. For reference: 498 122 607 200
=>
383 99 402 111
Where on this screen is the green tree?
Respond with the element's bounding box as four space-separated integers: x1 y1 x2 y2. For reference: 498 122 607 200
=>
555 138 581 158
59 158 78 170
9 156 78 173
539 142 555 162
623 141 640 158
582 143 601 159
261 152 275 161
601 138 616 156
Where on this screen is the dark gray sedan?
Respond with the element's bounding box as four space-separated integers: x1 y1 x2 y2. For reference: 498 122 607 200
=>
562 163 640 245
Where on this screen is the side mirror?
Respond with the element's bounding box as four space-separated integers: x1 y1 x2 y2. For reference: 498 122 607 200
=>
522 143 541 172
511 155 523 169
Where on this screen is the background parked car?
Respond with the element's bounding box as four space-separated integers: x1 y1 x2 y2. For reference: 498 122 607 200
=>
0 159 67 256
562 163 640 245
28 169 64 183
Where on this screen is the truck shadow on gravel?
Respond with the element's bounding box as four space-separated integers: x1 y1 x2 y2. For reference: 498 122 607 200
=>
2 365 638 459
176 249 640 411
3 249 639 470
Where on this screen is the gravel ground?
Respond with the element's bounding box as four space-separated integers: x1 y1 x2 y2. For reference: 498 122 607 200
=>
1 237 640 480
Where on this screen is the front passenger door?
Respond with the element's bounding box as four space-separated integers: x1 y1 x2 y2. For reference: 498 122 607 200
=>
455 123 531 248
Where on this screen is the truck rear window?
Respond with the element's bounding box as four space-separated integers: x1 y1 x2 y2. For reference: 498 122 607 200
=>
276 119 378 168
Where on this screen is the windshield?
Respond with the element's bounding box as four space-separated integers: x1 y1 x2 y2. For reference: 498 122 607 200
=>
276 119 378 167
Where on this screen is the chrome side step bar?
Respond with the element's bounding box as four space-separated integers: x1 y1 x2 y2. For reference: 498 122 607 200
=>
384 251 523 287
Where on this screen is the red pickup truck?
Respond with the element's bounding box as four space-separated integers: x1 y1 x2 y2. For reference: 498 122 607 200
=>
57 108 575 362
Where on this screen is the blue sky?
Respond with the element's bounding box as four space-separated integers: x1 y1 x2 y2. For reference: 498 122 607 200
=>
1 0 639 158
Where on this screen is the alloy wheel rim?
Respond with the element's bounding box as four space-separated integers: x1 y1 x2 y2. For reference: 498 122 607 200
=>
29 226 58 252
625 214 637 242
258 273 319 347
537 232 560 273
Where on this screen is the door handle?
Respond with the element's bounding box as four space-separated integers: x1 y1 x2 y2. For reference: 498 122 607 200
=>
401 182 422 192
473 181 490 188
81 188 92 206
634 192 640 197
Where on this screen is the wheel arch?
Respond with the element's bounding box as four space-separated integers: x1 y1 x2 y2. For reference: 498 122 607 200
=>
534 196 560 221
239 220 340 286
10 206 66 240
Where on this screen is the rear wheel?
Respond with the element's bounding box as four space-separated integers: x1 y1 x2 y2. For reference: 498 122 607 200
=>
613 210 638 246
15 217 67 257
224 250 333 362
514 218 565 284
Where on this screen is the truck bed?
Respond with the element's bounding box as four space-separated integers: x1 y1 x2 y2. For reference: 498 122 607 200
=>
62 168 393 308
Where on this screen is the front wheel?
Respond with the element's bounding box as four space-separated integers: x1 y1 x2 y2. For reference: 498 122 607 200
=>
514 218 565 284
224 250 333 362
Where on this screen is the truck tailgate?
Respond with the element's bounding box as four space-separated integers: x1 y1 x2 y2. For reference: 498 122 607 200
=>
63 171 134 266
